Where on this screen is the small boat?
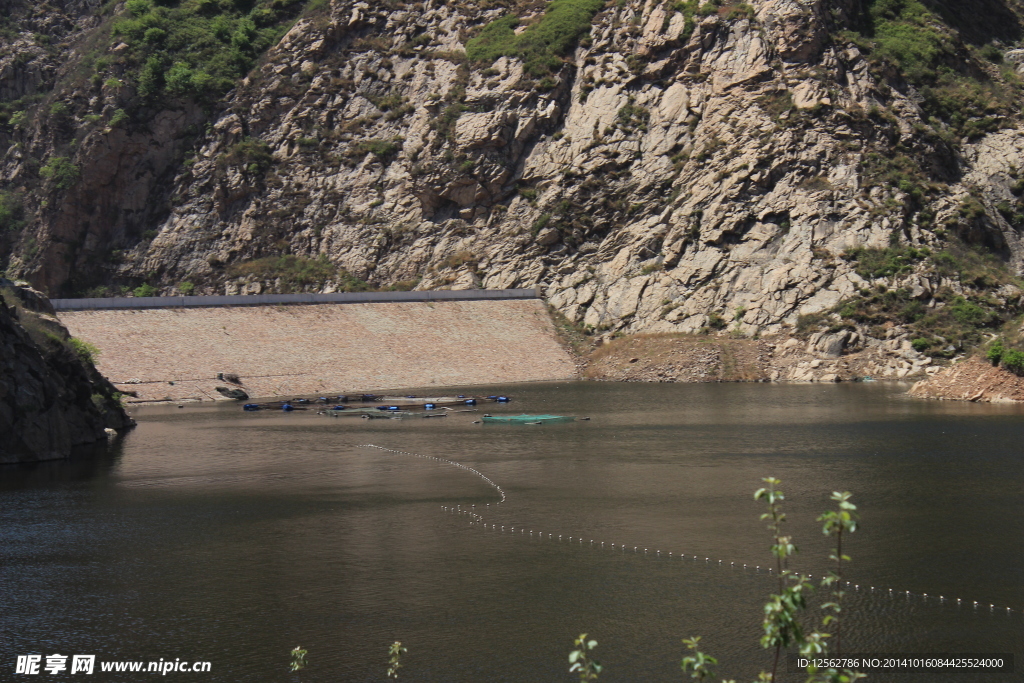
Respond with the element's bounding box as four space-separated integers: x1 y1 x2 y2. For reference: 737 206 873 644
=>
481 414 578 424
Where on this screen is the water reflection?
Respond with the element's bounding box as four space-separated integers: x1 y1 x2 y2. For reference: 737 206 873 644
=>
1 382 1021 682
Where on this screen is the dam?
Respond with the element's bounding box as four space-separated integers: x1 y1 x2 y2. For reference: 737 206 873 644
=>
54 290 576 403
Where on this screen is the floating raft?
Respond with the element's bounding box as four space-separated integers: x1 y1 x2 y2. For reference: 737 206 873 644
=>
348 395 509 407
361 410 450 420
481 414 578 424
243 394 510 411
315 407 391 417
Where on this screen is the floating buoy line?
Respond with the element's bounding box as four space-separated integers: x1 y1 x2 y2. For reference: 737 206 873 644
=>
358 445 1019 618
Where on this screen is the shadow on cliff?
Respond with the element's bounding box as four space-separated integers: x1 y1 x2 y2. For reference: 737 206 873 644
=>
923 0 1023 45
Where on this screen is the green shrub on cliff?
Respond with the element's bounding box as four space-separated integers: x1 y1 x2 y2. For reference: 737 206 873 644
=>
868 0 952 82
69 337 100 364
0 191 26 233
107 0 315 102
1002 348 1024 375
986 338 1006 365
466 0 605 75
219 138 273 175
39 156 80 190
350 138 404 162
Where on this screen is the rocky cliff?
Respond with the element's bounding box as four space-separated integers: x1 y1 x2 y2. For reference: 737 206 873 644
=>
0 280 133 463
4 0 1024 376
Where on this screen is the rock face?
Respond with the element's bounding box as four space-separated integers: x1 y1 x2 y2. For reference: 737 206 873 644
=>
3 0 1024 356
0 281 133 463
585 329 941 384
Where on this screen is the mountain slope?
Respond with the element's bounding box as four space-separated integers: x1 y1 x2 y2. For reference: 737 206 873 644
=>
3 0 1024 359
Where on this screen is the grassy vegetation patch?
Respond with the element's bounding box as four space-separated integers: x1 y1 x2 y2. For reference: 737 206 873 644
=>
841 245 929 279
835 287 996 357
836 239 1022 357
227 255 369 291
350 137 404 162
859 152 927 202
105 0 313 103
218 137 273 174
867 0 953 82
616 99 650 132
847 0 1015 140
929 240 1019 288
466 0 605 75
919 75 1010 140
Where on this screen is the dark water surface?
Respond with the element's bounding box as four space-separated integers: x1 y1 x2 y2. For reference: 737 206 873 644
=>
2 382 1023 682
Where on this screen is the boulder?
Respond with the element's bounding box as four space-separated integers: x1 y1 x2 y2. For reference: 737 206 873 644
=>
536 227 561 246
807 330 850 357
215 386 250 400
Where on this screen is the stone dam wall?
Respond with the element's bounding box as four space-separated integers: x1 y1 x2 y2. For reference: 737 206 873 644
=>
57 298 576 403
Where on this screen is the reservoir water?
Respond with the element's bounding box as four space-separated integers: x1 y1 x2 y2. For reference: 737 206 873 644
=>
2 382 1022 682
